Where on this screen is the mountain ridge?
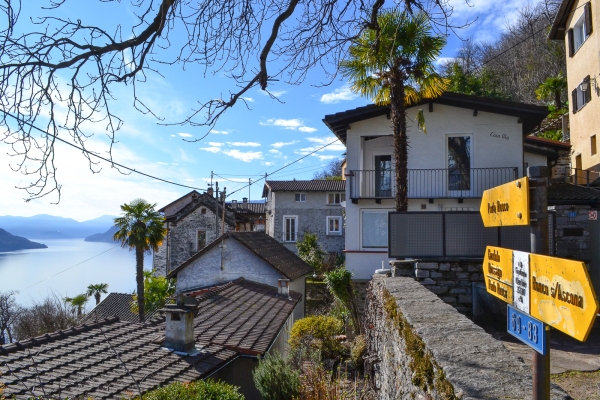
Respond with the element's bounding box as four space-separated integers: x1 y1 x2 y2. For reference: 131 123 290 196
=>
0 229 47 252
0 214 117 239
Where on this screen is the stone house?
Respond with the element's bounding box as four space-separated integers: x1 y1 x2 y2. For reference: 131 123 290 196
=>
226 198 267 232
166 231 312 323
262 180 345 255
153 190 236 277
550 0 600 182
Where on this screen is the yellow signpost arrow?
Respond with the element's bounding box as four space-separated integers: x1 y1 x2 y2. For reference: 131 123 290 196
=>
480 177 529 227
483 246 600 341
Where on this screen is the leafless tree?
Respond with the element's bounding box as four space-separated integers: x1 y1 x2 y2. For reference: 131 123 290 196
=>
313 158 344 179
0 0 470 202
0 290 19 344
12 294 78 341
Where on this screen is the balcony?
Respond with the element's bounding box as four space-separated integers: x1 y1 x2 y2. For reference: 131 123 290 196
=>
348 167 518 199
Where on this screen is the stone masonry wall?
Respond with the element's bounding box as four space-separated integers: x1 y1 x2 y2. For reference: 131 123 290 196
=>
364 275 569 400
392 259 483 314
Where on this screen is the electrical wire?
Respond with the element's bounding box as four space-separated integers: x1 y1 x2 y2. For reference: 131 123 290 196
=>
2 110 208 192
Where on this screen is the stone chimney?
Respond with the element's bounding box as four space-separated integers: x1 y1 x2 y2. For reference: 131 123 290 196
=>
242 197 248 209
207 187 214 197
277 278 291 300
161 294 198 353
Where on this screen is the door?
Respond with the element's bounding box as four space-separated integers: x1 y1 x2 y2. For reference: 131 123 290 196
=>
447 136 471 195
375 155 392 197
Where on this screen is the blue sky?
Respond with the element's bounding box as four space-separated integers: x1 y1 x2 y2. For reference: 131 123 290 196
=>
0 0 538 221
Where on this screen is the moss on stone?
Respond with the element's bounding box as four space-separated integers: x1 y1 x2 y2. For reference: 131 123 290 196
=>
382 288 458 400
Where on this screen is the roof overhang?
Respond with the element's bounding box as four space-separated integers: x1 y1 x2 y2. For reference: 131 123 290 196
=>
548 0 576 40
323 92 549 144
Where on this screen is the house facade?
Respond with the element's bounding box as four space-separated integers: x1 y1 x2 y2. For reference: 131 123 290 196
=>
323 93 548 279
153 190 236 277
226 198 267 232
262 180 345 255
550 0 599 180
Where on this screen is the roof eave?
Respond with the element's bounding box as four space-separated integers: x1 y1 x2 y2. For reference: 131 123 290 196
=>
548 0 575 40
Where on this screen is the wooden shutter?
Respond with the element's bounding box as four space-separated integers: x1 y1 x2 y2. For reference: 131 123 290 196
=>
572 88 578 113
585 2 593 36
568 28 574 57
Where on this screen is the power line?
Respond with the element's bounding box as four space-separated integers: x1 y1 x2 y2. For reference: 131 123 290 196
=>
2 111 208 192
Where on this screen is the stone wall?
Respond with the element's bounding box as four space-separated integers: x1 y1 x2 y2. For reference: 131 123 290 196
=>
392 259 483 314
364 275 569 400
551 204 591 260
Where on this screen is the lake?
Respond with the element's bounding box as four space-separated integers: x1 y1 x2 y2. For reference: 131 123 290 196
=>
0 238 152 309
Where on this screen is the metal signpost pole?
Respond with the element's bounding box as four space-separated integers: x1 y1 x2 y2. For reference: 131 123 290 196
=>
528 166 550 400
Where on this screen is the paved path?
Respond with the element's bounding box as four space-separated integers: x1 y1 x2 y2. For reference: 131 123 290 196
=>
486 318 600 374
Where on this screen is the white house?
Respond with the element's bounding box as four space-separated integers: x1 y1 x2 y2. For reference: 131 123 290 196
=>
323 92 549 279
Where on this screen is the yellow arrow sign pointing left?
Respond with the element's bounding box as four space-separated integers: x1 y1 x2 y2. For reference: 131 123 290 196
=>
480 177 529 227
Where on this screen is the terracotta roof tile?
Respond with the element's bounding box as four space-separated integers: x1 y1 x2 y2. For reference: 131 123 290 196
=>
83 293 160 324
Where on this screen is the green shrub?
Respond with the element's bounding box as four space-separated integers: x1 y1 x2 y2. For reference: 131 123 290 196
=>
350 335 367 370
289 315 344 359
252 351 300 400
142 379 244 400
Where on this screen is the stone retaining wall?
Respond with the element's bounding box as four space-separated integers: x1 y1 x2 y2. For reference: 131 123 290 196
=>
364 275 569 399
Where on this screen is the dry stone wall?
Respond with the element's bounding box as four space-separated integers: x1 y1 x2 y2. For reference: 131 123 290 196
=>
365 275 570 400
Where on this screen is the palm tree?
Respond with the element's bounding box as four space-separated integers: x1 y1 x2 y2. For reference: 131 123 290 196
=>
535 72 567 111
64 294 89 318
340 10 449 211
114 199 166 321
87 283 109 306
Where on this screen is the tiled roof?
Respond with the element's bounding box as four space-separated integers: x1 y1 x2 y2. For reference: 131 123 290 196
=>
548 0 575 40
166 193 236 227
548 183 600 204
167 232 313 281
158 190 202 213
227 202 266 214
82 293 160 324
263 180 345 195
0 279 299 400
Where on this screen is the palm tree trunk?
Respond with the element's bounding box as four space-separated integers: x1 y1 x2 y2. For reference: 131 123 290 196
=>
136 247 145 321
95 293 101 305
391 77 408 212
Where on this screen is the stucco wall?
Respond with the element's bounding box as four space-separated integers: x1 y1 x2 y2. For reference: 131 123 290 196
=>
563 0 600 172
153 205 234 276
266 190 345 254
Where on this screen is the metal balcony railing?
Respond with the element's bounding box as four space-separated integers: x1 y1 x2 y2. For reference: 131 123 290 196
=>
348 167 518 199
568 168 600 187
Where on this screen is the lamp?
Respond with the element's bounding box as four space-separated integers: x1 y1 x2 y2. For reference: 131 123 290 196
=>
581 80 589 92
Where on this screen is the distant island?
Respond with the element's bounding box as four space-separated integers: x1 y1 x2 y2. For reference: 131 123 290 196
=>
0 228 47 252
84 226 119 243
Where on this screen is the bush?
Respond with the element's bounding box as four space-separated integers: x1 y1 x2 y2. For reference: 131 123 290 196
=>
350 335 367 370
252 351 300 400
296 232 326 273
142 379 244 400
289 315 344 359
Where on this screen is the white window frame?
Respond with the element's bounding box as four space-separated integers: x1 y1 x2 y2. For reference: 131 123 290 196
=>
283 215 298 242
294 193 306 202
573 14 590 52
360 210 391 249
326 216 343 235
326 192 346 205
573 76 592 112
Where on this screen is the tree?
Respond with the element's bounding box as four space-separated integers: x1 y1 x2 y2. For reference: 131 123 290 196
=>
131 270 175 316
0 0 470 201
324 266 362 335
12 294 78 341
114 199 166 321
64 294 89 318
535 73 568 111
0 291 19 344
313 158 344 180
296 232 326 274
340 10 448 211
87 283 109 306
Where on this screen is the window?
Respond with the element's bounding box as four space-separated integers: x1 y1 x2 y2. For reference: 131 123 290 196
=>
592 135 597 156
283 216 298 242
447 136 471 191
362 211 389 248
197 230 206 251
326 216 342 235
294 193 306 202
327 193 346 204
572 76 592 112
568 4 593 56
201 208 207 214
375 155 392 197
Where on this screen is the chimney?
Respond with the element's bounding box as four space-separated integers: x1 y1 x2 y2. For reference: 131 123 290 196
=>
242 197 248 209
232 199 238 208
277 278 291 300
207 187 214 197
161 294 198 353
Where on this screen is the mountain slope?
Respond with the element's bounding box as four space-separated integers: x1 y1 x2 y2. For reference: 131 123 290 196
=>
0 228 47 252
84 226 119 243
0 214 117 239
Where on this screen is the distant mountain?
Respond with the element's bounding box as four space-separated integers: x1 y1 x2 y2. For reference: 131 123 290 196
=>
0 214 117 239
84 226 119 243
0 228 47 252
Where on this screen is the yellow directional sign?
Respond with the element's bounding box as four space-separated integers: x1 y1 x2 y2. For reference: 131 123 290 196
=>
529 254 599 342
483 247 513 303
480 177 529 227
482 246 600 341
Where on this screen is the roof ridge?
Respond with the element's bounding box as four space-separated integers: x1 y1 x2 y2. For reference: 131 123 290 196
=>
0 316 120 355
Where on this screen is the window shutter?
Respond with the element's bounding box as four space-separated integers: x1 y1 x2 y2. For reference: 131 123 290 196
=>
585 2 593 36
585 76 592 103
572 88 578 113
568 28 574 57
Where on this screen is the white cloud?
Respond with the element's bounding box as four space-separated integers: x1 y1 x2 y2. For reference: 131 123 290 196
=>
208 142 224 147
178 132 193 138
170 134 176 137
435 57 456 66
271 141 298 148
227 141 261 147
157 162 169 165
319 84 358 104
263 161 275 166
260 118 317 133
314 155 337 161
296 136 346 154
243 97 255 102
222 149 263 162
259 89 287 97
200 147 222 153
269 149 282 155
210 130 229 135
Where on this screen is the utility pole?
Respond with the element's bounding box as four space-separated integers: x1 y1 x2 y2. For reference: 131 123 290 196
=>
248 178 251 203
215 181 219 238
222 187 227 235
528 166 550 400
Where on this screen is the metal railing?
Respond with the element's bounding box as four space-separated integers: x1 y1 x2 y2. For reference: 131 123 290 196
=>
568 168 600 187
348 167 518 199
